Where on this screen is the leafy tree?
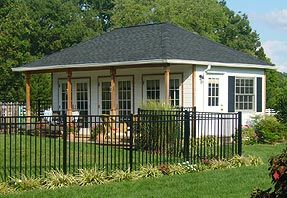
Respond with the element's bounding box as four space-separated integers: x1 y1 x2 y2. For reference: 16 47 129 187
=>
0 0 34 101
111 0 228 41
0 0 104 101
78 0 114 31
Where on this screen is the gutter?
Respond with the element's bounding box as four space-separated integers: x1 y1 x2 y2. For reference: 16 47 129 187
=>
12 59 276 72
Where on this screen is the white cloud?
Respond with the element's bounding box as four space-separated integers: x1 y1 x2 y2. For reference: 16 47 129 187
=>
264 9 287 31
262 40 287 72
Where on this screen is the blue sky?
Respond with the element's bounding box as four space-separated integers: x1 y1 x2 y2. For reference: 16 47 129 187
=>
226 0 287 72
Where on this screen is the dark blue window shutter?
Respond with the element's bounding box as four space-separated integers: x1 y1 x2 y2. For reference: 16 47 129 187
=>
256 77 263 112
228 76 235 112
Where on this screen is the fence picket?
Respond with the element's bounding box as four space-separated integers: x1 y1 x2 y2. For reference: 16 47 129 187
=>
0 106 242 181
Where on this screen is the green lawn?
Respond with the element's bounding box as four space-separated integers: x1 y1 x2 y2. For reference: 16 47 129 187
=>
0 134 184 180
3 143 286 198
0 132 237 181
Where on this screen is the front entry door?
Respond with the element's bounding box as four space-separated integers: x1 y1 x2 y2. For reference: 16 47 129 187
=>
205 74 224 112
59 79 90 115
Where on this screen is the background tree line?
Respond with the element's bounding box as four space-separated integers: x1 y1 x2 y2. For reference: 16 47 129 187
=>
0 0 285 109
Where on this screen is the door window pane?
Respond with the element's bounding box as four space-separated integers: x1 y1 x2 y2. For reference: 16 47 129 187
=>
61 83 67 113
102 82 111 114
169 79 180 106
118 80 132 116
146 80 160 101
76 82 88 115
208 78 219 106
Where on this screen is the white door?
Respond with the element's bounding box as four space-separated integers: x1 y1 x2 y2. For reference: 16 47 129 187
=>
98 77 133 115
205 74 224 112
59 79 90 115
117 76 133 115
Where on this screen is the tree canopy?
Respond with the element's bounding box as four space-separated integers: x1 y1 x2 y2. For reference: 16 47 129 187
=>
0 0 284 108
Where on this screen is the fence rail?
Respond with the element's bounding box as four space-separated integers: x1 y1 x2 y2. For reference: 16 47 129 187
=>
0 108 242 181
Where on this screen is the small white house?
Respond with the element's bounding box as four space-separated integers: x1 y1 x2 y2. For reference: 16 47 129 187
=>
13 23 274 124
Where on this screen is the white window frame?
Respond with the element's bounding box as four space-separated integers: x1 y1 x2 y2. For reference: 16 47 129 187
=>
235 77 255 111
142 74 182 106
208 77 219 107
98 76 134 115
117 76 134 115
58 78 90 114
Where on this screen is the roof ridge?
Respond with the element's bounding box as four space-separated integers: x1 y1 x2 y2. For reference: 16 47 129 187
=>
113 22 166 30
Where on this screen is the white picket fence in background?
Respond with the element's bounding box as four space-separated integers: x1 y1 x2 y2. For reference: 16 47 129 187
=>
265 108 277 116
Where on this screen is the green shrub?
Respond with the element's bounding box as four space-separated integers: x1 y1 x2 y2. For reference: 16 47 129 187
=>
43 170 76 189
0 182 14 194
249 155 264 166
109 169 139 182
76 168 107 186
140 101 174 110
8 176 41 191
275 94 287 125
135 101 181 154
253 116 287 144
242 127 257 145
168 164 187 175
138 164 162 178
228 155 251 167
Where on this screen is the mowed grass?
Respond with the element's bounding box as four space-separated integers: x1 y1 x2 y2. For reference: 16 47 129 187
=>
3 143 286 198
0 133 183 180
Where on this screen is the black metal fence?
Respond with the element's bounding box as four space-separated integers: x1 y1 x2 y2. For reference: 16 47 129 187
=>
0 108 242 181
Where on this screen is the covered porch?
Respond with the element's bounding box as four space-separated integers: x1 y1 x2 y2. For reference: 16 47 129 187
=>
23 63 195 118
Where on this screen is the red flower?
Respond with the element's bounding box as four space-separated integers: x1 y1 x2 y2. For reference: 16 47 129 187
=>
273 171 280 181
280 166 286 174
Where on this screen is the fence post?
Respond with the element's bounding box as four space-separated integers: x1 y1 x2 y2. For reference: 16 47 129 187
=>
62 113 67 174
237 112 242 156
129 114 134 171
183 110 190 162
37 99 41 120
192 107 196 139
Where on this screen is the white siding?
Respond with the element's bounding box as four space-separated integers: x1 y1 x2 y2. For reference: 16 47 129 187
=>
52 64 266 125
194 65 266 125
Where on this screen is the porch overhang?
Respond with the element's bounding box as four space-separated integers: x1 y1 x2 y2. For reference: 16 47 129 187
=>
12 59 276 73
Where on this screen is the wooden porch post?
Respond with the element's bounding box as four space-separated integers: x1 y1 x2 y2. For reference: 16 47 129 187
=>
110 67 117 115
164 64 170 104
25 72 31 122
67 70 73 116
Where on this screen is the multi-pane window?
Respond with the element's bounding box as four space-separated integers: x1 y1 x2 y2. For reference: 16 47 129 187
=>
146 80 160 101
61 83 68 113
101 82 111 114
208 78 219 106
118 81 132 116
169 79 180 106
76 83 88 115
235 78 254 110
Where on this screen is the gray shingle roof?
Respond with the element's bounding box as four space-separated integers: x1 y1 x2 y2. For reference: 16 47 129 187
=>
20 23 272 69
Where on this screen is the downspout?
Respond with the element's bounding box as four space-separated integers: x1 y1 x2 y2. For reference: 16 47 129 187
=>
204 64 212 74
